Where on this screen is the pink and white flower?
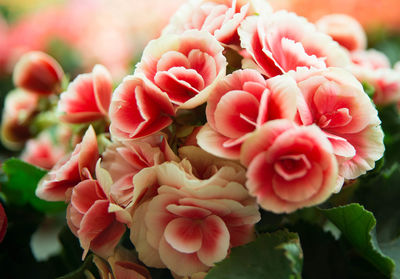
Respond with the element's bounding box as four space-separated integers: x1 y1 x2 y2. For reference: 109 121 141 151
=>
197 69 299 159
240 119 338 213
130 146 260 277
315 14 367 51
292 67 384 186
109 75 175 140
238 11 350 77
67 163 126 259
163 0 272 45
36 126 99 202
351 49 391 70
349 50 400 106
135 30 227 109
13 51 64 95
58 64 113 123
101 133 179 207
1 89 39 150
21 131 66 170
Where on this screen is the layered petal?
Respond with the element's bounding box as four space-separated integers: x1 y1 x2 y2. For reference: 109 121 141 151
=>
36 126 99 202
198 69 298 159
291 67 384 183
135 30 227 110
238 11 350 77
109 75 175 140
241 119 338 213
129 148 260 276
58 64 113 123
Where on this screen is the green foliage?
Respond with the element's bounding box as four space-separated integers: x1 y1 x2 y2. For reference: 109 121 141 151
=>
205 230 303 279
292 222 386 279
320 204 395 277
57 254 96 279
1 158 66 213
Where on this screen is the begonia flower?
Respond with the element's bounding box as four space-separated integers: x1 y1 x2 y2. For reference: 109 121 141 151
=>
315 14 367 51
349 50 400 106
351 49 391 70
21 131 66 170
241 119 338 213
130 147 260 276
36 126 99 202
109 75 175 140
197 69 299 159
238 11 350 77
135 30 227 109
292 67 384 188
1 89 39 150
101 133 179 208
58 64 113 123
66 163 126 259
163 0 272 45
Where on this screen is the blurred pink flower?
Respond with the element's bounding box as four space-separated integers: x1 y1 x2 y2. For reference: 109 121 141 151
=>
21 131 66 170
1 89 39 150
351 49 391 70
13 51 64 95
315 14 366 51
1 0 185 78
349 49 400 106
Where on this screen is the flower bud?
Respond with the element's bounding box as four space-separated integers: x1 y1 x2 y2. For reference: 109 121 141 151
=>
13 51 64 95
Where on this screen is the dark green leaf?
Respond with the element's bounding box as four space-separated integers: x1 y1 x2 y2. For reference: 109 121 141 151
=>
57 254 96 279
355 164 400 241
380 236 400 278
205 230 303 279
2 158 66 213
320 203 395 277
291 222 386 279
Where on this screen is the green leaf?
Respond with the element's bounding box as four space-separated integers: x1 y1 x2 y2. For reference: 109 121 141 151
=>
291 222 386 279
2 158 66 213
380 237 400 279
320 203 395 277
355 164 400 241
205 230 303 279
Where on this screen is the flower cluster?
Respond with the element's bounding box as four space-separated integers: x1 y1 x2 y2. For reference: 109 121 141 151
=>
1 0 390 278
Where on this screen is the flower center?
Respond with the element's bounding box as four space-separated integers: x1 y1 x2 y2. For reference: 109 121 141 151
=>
318 107 352 129
274 154 311 181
